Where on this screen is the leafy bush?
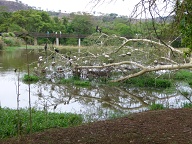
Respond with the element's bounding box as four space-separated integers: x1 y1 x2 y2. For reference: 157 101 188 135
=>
8 32 15 37
1 33 10 37
0 39 5 50
2 37 14 46
2 37 23 47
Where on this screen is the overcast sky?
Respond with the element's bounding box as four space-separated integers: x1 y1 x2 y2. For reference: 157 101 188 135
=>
8 0 141 16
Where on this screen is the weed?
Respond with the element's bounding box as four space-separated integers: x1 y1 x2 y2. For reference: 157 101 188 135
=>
23 74 39 82
182 102 192 108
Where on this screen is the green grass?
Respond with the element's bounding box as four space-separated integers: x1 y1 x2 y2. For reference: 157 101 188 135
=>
0 108 83 139
182 102 192 108
188 80 192 87
148 103 165 110
23 74 39 82
174 70 192 80
125 76 171 88
5 45 43 51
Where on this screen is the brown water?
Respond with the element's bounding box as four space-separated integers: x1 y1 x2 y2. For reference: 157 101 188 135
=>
0 49 191 120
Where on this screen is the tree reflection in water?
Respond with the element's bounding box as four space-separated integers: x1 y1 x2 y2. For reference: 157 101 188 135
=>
31 82 190 120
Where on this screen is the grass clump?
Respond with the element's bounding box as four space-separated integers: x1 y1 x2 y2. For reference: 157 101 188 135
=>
74 80 91 87
182 102 192 108
174 70 192 80
23 74 39 82
0 108 83 139
148 103 165 110
125 76 171 88
188 80 192 87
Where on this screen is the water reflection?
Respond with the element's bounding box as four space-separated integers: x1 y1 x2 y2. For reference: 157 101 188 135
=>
0 49 191 120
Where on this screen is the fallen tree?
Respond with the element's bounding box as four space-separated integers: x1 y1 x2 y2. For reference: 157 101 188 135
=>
33 33 192 83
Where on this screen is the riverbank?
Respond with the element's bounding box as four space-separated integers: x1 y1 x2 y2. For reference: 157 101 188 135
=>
1 108 192 144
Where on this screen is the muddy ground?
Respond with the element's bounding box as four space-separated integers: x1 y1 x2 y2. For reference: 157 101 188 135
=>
1 108 192 144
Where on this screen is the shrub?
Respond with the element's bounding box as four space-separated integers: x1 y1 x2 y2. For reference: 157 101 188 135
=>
2 37 23 47
0 39 5 50
1 33 9 37
2 37 14 46
8 32 15 37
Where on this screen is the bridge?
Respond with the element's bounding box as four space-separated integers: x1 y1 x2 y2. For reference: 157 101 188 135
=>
14 32 89 46
14 32 89 38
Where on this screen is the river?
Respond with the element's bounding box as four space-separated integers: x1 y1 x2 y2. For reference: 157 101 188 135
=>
0 48 191 121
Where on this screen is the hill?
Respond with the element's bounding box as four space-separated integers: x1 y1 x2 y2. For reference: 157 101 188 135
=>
0 0 31 12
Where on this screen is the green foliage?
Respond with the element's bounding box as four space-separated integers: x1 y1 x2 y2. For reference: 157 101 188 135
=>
0 39 5 50
125 75 171 88
74 80 91 87
114 23 134 37
0 108 83 138
175 0 192 49
148 103 165 110
70 15 94 34
2 37 23 47
65 38 78 45
174 70 192 80
182 102 192 108
0 7 174 45
23 74 39 82
188 80 192 87
1 32 15 37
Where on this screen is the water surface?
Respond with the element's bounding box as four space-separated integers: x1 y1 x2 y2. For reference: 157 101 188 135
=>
0 49 191 120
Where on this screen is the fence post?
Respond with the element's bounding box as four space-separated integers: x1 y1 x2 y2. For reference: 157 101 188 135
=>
34 37 37 45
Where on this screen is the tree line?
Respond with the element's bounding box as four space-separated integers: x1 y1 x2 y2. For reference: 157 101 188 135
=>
0 5 189 47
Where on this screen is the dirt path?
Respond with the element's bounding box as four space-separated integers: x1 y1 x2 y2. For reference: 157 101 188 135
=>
1 108 192 144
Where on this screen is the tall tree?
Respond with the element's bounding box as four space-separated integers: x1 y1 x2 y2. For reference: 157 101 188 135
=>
70 14 94 34
174 0 192 49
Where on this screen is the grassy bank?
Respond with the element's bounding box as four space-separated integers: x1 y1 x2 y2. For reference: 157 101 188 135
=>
0 108 83 139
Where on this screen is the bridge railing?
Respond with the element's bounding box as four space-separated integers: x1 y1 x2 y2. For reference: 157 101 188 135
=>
14 32 89 38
